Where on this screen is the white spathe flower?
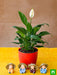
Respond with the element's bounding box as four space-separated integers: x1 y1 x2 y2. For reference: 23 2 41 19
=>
29 9 34 18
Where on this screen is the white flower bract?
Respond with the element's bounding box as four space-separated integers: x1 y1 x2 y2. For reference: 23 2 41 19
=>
29 9 34 18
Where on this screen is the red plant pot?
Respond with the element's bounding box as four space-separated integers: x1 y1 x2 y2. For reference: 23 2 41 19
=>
18 48 38 65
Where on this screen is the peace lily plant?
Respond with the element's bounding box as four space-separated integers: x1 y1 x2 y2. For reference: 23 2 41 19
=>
13 9 50 52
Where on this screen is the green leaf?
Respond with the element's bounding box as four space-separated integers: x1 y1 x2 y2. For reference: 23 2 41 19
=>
18 11 32 33
36 23 49 26
32 23 49 34
13 26 26 34
12 42 20 44
14 36 23 44
14 36 19 40
26 22 32 33
38 31 50 37
35 45 44 47
23 40 31 50
19 38 23 44
31 41 37 47
16 31 25 37
18 11 28 26
37 40 48 44
31 35 41 41
32 27 40 34
16 33 22 38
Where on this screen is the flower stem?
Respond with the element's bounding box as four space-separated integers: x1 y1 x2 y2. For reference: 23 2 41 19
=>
30 18 32 24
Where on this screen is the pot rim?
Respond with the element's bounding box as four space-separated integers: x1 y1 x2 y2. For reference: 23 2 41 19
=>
18 47 38 54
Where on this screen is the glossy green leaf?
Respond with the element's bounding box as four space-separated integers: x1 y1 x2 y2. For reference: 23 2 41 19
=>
31 35 41 41
37 40 48 44
26 22 32 33
18 11 32 33
16 33 22 38
32 23 49 34
38 31 50 37
35 45 44 47
14 36 19 40
18 11 28 26
13 26 26 34
16 31 25 37
19 38 23 44
31 41 37 47
12 42 20 44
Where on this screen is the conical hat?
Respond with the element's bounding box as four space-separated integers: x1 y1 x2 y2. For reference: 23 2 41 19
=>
28 63 38 69
6 63 16 69
18 63 27 69
39 63 48 68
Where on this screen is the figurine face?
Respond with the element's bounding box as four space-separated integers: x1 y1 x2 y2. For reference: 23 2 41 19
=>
20 65 25 69
41 65 46 69
9 65 13 69
31 65 34 69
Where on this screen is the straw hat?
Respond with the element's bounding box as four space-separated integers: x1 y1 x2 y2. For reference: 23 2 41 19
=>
18 63 27 69
39 63 48 68
28 63 38 69
6 63 16 69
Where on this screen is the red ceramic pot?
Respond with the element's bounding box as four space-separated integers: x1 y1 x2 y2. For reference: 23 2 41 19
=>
18 48 38 65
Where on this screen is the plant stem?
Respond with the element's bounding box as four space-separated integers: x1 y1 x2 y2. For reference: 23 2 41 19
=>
30 18 32 24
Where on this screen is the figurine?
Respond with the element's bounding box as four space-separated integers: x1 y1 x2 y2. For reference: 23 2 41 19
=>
6 63 15 74
28 63 38 73
39 63 48 74
18 63 27 74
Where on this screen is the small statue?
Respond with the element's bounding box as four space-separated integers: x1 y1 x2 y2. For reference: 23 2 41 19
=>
18 63 27 74
39 63 48 74
28 63 38 73
6 63 15 74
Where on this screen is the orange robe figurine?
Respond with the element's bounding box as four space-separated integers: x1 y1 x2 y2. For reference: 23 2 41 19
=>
6 63 15 74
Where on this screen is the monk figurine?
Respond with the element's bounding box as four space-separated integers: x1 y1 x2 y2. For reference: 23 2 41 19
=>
39 63 48 74
6 63 15 74
28 63 38 73
18 63 27 74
